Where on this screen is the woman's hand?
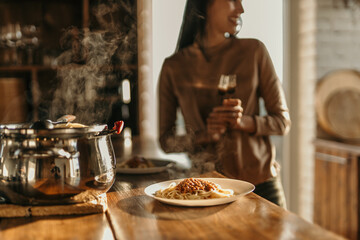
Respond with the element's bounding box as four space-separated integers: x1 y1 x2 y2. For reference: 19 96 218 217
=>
207 98 243 140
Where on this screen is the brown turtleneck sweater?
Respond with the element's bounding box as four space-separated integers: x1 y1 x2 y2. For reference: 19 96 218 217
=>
158 38 291 185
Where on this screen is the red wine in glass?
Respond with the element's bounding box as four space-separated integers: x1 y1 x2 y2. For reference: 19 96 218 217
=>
218 75 228 103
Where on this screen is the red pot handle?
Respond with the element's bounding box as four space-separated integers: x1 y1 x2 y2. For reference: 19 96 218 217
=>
112 121 124 134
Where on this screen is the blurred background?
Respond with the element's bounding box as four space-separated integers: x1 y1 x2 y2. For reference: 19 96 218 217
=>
1 0 360 239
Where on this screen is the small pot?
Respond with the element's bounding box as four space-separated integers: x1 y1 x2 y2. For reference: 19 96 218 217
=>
0 122 122 205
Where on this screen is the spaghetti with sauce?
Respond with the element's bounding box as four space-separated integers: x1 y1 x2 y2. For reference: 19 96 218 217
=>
155 178 234 200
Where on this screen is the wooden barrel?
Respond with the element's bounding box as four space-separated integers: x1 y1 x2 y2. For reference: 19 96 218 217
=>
0 78 28 124
315 70 360 142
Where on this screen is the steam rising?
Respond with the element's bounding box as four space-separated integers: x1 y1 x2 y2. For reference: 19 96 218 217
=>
49 0 136 124
188 151 216 176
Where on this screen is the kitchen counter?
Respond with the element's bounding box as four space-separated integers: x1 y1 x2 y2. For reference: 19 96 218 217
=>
0 137 345 240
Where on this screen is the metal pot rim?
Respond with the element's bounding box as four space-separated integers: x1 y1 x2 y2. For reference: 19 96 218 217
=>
0 123 107 138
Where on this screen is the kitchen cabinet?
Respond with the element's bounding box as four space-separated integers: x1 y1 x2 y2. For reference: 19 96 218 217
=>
314 138 360 240
0 0 139 134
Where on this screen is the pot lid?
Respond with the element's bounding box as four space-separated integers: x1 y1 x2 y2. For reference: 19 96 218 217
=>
0 123 107 138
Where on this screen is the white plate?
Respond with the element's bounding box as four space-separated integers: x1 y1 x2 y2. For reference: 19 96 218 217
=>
116 159 175 174
144 178 255 207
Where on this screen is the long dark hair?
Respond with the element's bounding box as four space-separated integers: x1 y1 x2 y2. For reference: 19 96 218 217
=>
175 0 212 52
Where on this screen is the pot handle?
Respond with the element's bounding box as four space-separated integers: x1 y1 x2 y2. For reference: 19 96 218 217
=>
95 121 124 136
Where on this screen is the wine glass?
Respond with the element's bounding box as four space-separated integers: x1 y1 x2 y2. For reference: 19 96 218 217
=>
216 74 237 133
2 23 23 65
217 74 237 103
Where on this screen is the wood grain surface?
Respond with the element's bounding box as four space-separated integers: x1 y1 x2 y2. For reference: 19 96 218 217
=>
0 137 347 240
106 171 345 240
0 214 113 240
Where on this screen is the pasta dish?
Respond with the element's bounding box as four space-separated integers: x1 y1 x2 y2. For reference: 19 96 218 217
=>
155 178 234 200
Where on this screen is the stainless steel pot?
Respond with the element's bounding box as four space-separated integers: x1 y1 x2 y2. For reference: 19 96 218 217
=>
0 123 120 205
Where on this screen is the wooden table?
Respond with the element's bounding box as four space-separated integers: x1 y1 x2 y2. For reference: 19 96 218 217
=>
0 137 346 240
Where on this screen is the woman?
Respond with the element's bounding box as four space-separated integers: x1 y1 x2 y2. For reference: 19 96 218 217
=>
158 0 291 207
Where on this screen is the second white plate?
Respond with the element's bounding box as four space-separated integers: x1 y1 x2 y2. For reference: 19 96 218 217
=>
116 158 175 174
